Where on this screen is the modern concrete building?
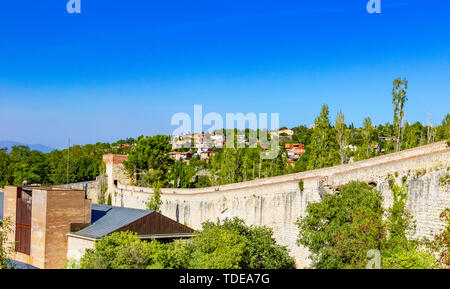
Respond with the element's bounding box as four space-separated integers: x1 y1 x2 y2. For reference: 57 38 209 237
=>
66 204 194 261
1 185 194 269
1 186 91 269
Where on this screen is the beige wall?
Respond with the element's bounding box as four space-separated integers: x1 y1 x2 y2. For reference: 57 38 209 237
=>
39 190 91 269
3 187 18 246
108 141 450 268
103 154 131 203
2 187 92 269
67 235 96 261
53 175 105 204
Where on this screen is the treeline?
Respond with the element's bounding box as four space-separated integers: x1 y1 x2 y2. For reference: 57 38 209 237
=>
125 109 449 189
0 143 114 187
2 109 448 189
292 105 449 172
2 79 449 189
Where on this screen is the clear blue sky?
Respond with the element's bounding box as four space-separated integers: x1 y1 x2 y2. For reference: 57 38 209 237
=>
0 0 449 149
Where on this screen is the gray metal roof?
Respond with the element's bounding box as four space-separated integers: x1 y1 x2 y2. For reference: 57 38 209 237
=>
9 259 38 269
0 191 4 220
73 204 153 239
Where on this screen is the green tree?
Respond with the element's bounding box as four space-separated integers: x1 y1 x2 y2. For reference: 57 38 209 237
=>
403 121 425 149
296 181 384 268
291 125 312 145
80 231 188 269
217 148 239 185
79 220 295 269
8 146 49 185
188 218 296 269
0 148 11 187
381 249 436 269
146 184 163 213
123 135 173 187
188 223 249 269
385 176 411 247
355 117 375 161
380 177 435 269
392 77 408 151
335 110 349 164
436 114 450 141
297 178 438 269
307 105 338 170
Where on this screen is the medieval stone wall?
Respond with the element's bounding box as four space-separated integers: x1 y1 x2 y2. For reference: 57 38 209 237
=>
89 141 449 268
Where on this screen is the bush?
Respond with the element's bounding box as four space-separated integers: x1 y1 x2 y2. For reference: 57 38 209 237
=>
298 180 304 191
146 185 163 213
79 231 185 269
79 218 296 269
0 217 15 269
297 179 441 269
188 218 296 269
382 248 436 269
296 181 384 269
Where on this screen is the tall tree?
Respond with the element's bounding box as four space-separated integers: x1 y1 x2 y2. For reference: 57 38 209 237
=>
335 110 349 165
296 181 436 269
123 135 173 187
392 77 408 151
436 114 450 141
307 105 338 170
296 182 385 269
0 148 11 187
218 148 239 184
362 117 374 158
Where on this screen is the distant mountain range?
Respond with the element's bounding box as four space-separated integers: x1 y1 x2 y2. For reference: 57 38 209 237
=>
0 141 56 153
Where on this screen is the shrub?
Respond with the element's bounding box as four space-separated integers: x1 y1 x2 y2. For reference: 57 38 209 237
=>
79 231 187 269
298 180 304 191
188 218 296 269
296 181 384 269
0 217 15 269
146 184 163 213
382 248 436 269
79 219 295 269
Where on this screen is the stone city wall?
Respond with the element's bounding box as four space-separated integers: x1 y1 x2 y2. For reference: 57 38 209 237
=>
60 141 449 267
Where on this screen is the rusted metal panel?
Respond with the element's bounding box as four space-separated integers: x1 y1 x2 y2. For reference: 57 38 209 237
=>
115 212 194 236
15 190 32 255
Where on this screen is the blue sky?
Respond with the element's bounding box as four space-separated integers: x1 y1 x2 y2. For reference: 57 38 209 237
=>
0 0 449 149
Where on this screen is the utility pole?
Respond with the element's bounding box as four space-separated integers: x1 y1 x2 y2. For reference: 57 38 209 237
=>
66 137 70 188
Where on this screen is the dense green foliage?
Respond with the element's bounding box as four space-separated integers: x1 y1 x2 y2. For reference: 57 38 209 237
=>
0 143 113 187
296 181 385 268
307 104 339 170
123 112 450 190
0 79 448 189
123 135 173 187
188 218 296 269
79 232 189 269
0 110 448 189
422 208 450 268
211 147 287 185
0 217 15 269
296 180 440 269
79 218 296 269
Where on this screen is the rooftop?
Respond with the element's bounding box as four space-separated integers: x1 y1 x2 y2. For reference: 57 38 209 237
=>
71 204 153 240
